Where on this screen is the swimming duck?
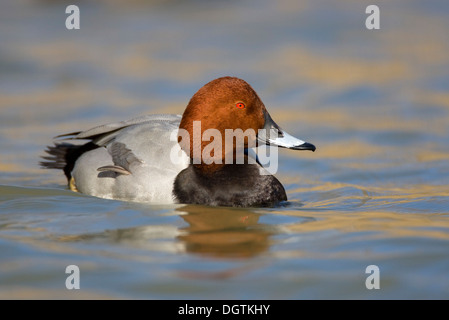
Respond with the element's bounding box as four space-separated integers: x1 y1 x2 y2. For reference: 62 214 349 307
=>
41 77 315 207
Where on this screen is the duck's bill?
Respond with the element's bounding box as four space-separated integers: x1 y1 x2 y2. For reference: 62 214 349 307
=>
257 110 316 151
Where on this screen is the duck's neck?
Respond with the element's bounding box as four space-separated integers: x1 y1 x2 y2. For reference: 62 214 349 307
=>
192 153 257 176
192 163 225 175
173 163 287 207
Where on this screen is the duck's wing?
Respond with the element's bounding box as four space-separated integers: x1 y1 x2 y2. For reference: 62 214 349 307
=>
97 142 142 175
42 114 183 182
68 115 189 203
56 114 183 146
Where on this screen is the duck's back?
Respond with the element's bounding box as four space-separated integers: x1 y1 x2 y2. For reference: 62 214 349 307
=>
43 114 190 203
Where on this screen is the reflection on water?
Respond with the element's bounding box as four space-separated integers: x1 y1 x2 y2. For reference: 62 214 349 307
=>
1 0 449 299
52 205 275 259
177 206 271 259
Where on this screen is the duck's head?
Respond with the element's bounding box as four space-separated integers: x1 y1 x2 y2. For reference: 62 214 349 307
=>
178 77 315 171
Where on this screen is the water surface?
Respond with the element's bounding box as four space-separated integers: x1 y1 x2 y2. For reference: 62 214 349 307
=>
1 0 449 299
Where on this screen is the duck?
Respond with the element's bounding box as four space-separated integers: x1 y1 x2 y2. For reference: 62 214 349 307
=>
41 77 315 207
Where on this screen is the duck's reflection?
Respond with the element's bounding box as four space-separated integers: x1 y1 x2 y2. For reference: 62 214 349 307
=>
55 204 273 260
176 205 272 259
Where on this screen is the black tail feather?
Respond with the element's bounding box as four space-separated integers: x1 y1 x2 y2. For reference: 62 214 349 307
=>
40 142 99 182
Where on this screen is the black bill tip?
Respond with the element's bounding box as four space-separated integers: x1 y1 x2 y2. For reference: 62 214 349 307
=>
291 142 316 152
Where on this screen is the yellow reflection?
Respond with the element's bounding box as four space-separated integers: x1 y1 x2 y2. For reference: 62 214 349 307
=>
413 91 449 110
0 161 20 172
0 287 114 299
260 46 411 89
290 182 449 199
273 108 448 136
284 210 449 241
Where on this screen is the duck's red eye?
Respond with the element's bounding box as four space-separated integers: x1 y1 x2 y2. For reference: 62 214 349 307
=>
236 102 245 109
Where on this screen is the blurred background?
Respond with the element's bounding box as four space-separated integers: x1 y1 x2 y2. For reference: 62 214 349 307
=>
0 0 448 299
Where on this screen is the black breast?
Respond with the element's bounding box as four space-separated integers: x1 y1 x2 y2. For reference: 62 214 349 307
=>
173 164 287 207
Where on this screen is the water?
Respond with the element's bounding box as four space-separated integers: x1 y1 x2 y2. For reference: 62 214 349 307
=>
1 0 449 299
